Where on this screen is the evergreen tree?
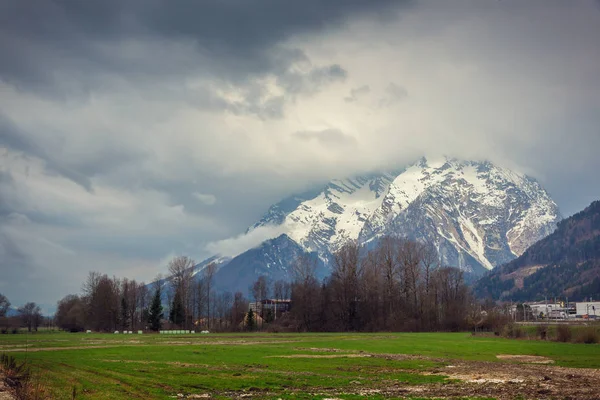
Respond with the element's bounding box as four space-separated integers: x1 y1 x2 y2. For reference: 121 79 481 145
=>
148 286 163 331
169 289 184 327
246 309 255 331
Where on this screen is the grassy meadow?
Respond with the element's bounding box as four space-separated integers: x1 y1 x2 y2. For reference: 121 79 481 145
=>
1 331 599 399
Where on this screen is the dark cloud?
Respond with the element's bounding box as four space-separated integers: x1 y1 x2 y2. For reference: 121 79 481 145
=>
0 0 408 95
0 0 599 308
0 229 34 290
0 170 15 217
0 114 93 191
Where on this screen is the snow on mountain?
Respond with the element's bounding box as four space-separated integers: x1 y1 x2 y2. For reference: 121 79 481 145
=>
357 158 561 272
252 173 398 255
247 157 561 274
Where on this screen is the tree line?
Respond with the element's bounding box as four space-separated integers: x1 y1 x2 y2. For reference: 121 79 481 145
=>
286 237 472 332
0 292 47 333
43 236 474 333
52 256 253 332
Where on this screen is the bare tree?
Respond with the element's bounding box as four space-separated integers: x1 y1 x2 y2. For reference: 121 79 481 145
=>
215 292 233 330
231 292 248 330
168 256 195 329
194 277 207 329
419 243 439 330
290 254 321 331
374 236 402 327
203 263 217 330
250 275 269 327
83 273 120 332
136 281 148 330
359 249 384 330
398 239 422 321
331 242 362 331
18 302 42 332
273 280 284 301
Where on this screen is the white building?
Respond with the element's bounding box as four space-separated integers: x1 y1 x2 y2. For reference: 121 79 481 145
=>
575 302 600 318
527 302 562 318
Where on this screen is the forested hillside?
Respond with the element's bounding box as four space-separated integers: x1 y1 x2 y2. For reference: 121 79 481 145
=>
474 200 600 301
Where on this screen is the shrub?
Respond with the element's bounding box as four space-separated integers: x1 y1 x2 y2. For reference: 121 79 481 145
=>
536 324 548 340
0 353 48 400
502 323 524 339
575 327 599 344
479 311 511 336
556 325 572 342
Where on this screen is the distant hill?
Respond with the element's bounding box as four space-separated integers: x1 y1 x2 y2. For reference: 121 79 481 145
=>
474 200 600 301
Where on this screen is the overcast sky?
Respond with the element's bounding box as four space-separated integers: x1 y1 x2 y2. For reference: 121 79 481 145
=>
1 0 600 311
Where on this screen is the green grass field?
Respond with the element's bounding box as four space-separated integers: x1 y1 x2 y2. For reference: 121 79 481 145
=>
1 331 599 399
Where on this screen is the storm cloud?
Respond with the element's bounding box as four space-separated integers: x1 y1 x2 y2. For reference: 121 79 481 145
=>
1 0 599 309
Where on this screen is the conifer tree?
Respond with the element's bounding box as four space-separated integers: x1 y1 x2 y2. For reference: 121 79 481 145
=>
246 309 255 331
148 286 163 331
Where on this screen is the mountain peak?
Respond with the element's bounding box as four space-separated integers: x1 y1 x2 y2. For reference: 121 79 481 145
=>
248 157 560 273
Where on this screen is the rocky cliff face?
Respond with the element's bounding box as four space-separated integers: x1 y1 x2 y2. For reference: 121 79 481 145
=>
359 158 561 273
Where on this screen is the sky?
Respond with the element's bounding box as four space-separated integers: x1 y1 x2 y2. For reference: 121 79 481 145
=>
1 0 600 311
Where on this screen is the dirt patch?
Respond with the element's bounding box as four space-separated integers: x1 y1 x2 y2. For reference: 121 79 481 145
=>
266 354 370 359
420 358 600 399
503 264 547 289
294 347 353 353
253 352 600 399
496 354 554 364
0 374 15 400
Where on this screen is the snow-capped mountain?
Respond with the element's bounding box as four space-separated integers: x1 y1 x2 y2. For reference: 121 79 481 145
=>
247 157 561 274
207 157 561 293
251 172 399 255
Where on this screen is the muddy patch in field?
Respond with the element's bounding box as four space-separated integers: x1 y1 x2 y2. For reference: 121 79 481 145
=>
293 347 353 353
421 357 600 399
496 354 554 364
225 352 600 399
266 354 371 359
